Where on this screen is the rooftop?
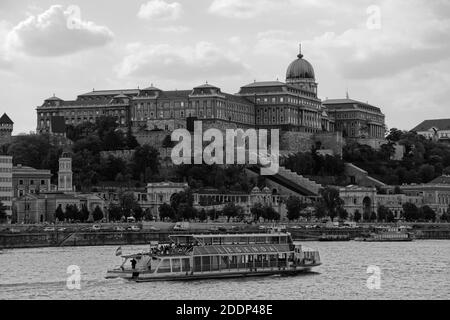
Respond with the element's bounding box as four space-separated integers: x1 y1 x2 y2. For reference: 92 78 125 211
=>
411 119 450 132
0 113 13 124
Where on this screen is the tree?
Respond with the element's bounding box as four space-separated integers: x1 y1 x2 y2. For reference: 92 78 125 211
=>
370 211 377 222
198 209 208 222
223 203 241 222
320 187 344 221
353 210 362 222
92 206 103 221
132 144 160 182
386 210 396 222
162 134 174 149
108 204 123 222
119 191 139 217
314 202 328 220
262 205 279 221
207 209 219 221
250 203 265 221
80 205 90 222
133 206 144 221
55 205 65 222
337 207 349 221
159 203 175 221
377 206 390 222
421 205 436 222
441 211 449 222
286 196 304 221
402 203 419 221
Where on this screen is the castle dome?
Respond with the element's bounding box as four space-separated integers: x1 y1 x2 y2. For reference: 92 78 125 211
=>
286 51 315 81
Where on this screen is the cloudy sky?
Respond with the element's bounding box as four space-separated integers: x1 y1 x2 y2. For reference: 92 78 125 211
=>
1 0 449 134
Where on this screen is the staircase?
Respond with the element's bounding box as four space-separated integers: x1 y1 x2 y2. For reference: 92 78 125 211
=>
247 165 323 196
277 166 322 196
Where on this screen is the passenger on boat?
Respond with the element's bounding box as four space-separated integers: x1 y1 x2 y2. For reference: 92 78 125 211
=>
131 259 137 269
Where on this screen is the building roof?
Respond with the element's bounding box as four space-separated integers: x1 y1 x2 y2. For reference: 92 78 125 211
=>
411 119 450 132
194 83 219 89
0 113 13 124
428 175 450 185
45 95 64 101
286 53 315 80
323 98 382 112
13 164 51 175
241 81 286 88
79 89 140 97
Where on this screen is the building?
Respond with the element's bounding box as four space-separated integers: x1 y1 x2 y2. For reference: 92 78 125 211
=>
0 155 13 222
411 118 450 142
398 175 450 216
12 164 52 197
0 113 13 145
322 97 385 140
13 191 104 224
339 185 423 220
36 48 381 139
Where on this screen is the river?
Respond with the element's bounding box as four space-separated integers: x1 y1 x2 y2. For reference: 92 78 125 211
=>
0 240 448 300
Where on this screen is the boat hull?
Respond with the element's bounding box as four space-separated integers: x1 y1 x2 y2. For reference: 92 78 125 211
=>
106 264 321 282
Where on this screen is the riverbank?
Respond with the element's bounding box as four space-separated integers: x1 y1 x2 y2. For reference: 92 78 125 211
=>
1 222 450 249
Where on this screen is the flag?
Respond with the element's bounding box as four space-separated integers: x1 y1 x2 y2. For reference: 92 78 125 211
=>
115 246 122 256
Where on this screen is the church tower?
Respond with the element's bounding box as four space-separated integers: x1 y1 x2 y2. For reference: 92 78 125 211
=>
58 152 73 192
0 113 13 146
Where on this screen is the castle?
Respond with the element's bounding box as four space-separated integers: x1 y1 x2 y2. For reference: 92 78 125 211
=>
35 46 386 154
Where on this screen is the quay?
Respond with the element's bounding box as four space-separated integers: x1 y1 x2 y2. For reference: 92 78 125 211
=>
1 222 450 249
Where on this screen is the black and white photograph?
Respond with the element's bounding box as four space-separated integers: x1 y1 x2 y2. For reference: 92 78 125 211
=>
0 0 449 307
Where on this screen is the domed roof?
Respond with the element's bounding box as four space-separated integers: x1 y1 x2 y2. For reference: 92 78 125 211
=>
286 52 315 80
262 186 271 193
251 186 261 193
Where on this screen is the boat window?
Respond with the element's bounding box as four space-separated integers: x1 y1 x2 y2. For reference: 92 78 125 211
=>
280 236 287 244
204 238 212 245
182 258 190 272
256 237 266 243
212 237 221 245
202 256 211 272
157 259 171 273
248 237 256 244
171 259 181 272
194 257 201 272
211 256 220 271
230 256 238 269
270 236 279 244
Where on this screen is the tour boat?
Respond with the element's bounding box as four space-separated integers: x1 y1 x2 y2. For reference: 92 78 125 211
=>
105 232 321 282
354 226 414 242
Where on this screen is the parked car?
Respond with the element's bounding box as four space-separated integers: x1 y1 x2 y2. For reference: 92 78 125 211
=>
147 226 160 231
173 222 190 231
209 226 219 231
92 224 101 231
43 227 55 232
57 227 67 232
218 226 227 232
114 226 125 231
128 225 141 231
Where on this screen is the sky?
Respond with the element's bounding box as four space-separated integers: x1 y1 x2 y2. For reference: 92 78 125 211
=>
0 0 449 134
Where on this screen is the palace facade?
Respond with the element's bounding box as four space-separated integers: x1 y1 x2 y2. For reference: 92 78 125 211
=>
35 49 385 140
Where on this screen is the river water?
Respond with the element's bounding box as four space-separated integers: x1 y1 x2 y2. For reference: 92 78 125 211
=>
0 241 448 300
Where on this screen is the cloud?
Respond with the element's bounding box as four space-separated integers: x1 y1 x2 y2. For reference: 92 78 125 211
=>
138 0 182 21
115 41 248 81
5 5 114 57
208 0 354 19
304 0 450 79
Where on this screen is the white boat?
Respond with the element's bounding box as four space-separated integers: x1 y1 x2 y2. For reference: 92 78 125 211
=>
106 232 321 282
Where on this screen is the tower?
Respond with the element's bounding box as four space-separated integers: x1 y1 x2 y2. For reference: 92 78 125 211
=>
285 44 318 95
0 113 13 145
58 152 73 192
